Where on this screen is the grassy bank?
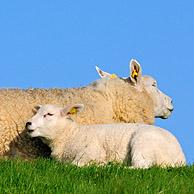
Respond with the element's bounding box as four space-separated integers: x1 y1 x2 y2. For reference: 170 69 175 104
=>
0 159 193 194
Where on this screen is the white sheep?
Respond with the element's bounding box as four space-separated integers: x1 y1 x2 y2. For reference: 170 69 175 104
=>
26 104 186 168
96 59 174 119
0 59 173 158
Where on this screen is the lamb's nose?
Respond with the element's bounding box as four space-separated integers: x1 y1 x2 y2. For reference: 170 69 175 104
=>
25 122 32 128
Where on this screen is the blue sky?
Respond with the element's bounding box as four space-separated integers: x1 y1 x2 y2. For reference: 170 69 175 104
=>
0 1 193 163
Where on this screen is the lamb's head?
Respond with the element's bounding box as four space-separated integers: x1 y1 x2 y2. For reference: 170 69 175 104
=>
96 59 173 119
26 104 84 141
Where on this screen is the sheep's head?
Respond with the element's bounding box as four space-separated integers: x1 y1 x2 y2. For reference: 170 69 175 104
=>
26 104 84 141
95 59 173 119
141 75 173 119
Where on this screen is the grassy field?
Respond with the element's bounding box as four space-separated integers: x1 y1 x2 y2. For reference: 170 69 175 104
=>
0 159 193 194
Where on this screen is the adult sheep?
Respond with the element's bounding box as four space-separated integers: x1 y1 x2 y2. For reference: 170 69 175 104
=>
26 104 185 168
0 59 173 158
96 59 173 119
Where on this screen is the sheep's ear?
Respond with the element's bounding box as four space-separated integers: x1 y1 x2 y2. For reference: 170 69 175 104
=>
96 65 110 78
61 104 84 116
32 105 42 114
34 105 42 110
96 65 118 79
129 59 142 85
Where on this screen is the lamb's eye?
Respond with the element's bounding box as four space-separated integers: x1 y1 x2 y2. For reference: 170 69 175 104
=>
43 113 54 118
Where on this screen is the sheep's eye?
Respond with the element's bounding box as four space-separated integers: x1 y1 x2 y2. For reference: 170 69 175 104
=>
44 113 54 118
152 82 157 87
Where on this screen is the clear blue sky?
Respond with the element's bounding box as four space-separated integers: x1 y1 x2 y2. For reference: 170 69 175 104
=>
0 1 193 164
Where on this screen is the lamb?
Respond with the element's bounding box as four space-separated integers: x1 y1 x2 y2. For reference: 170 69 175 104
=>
26 104 186 168
0 59 173 158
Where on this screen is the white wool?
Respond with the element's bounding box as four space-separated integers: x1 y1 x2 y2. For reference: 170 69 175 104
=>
27 104 185 168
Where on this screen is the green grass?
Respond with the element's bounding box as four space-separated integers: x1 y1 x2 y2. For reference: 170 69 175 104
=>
0 159 194 194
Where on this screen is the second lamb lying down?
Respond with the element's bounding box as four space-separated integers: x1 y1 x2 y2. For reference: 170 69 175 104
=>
26 104 186 168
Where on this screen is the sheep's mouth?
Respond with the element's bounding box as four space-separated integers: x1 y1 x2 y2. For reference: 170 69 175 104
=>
161 109 173 119
27 129 34 134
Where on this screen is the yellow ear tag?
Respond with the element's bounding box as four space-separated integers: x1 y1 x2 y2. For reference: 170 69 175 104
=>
69 107 78 115
109 74 118 79
132 70 138 79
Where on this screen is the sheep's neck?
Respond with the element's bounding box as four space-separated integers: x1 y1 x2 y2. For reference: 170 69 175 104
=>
112 83 154 124
50 122 79 160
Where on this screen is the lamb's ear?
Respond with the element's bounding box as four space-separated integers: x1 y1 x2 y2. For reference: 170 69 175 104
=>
34 105 42 110
95 65 111 78
32 105 42 114
129 59 142 85
61 104 84 116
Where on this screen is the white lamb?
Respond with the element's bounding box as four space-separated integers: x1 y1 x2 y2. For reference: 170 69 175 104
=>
26 104 186 168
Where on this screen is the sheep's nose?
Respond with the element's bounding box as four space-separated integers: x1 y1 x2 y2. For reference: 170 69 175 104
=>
168 107 174 112
168 99 174 112
25 122 32 128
